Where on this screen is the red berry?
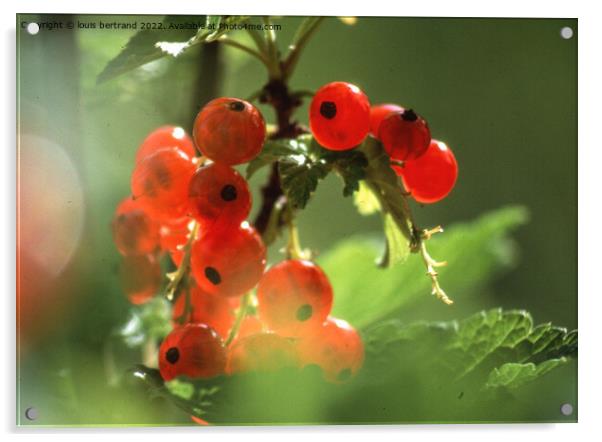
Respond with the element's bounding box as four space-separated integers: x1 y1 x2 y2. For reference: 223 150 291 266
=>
226 332 298 374
379 108 431 161
172 283 236 338
136 126 196 163
159 323 226 381
257 260 333 337
190 222 266 297
397 140 458 204
159 217 191 253
111 197 160 256
131 147 196 221
298 317 364 383
188 162 251 229
193 98 266 165
119 254 162 305
369 103 403 138
309 81 370 151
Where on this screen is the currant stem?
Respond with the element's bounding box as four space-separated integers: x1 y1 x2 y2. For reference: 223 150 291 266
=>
419 235 453 305
285 208 309 260
165 220 200 302
224 292 252 346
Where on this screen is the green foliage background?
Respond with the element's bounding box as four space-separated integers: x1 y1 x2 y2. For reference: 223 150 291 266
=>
17 15 577 425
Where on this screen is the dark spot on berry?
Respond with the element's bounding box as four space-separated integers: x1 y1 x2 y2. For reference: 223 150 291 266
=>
296 304 313 321
154 163 172 190
320 101 337 119
401 109 418 122
166 347 179 364
337 368 352 382
229 101 245 112
220 184 237 201
205 267 221 285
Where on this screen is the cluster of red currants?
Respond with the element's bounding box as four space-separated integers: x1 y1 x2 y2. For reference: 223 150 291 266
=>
310 81 458 204
111 97 363 384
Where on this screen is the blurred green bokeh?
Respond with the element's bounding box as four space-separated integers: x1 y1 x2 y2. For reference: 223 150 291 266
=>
17 15 577 426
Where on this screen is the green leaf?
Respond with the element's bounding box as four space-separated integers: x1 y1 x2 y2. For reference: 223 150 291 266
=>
364 308 577 391
248 135 368 208
378 213 410 267
353 180 381 215
119 298 171 347
485 359 567 390
97 15 249 83
319 206 529 328
353 137 417 265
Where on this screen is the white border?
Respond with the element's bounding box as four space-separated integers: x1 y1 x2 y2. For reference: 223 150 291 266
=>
3 1 600 441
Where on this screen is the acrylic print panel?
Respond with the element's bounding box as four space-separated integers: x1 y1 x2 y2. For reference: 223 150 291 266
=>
16 14 577 426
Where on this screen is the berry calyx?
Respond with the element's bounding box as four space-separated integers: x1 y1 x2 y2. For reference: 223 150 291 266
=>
309 81 371 151
159 323 226 381
225 332 298 375
130 147 196 221
172 283 236 339
119 254 162 305
397 140 459 204
188 162 251 229
369 103 403 138
135 126 196 163
297 317 364 383
379 108 431 161
193 97 266 165
111 197 160 256
257 260 333 337
190 221 266 297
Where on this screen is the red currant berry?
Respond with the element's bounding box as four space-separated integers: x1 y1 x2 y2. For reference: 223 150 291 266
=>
136 126 196 163
159 323 226 381
190 222 266 297
225 332 298 375
159 217 191 253
172 283 236 338
119 254 162 305
111 197 160 256
298 317 364 383
131 147 196 221
309 81 370 151
379 108 431 161
257 260 333 337
188 162 251 229
193 98 266 165
369 103 403 138
397 140 458 204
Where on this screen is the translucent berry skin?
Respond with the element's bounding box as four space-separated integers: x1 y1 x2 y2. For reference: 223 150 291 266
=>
111 197 160 256
369 103 403 138
379 108 431 161
233 315 264 343
397 140 458 204
159 217 191 253
119 254 162 305
172 283 236 338
309 82 371 151
136 126 196 163
226 332 298 375
193 98 266 165
190 222 266 297
131 147 196 221
188 162 251 229
159 323 226 381
257 260 333 337
298 317 364 383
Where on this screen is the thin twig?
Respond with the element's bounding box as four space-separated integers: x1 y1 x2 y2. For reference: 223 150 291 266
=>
218 36 270 67
165 221 199 301
224 292 252 346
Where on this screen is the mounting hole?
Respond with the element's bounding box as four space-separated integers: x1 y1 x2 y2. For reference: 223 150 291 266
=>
26 23 40 35
24 407 38 421
560 403 574 416
560 27 573 40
